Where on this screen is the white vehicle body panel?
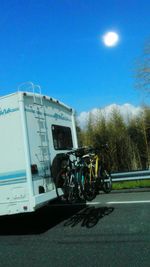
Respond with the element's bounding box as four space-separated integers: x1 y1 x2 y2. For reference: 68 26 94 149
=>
0 92 78 216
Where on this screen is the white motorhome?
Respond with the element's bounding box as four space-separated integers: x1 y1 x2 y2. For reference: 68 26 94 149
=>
0 91 78 216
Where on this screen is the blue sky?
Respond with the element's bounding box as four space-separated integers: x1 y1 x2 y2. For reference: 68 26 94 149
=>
0 0 150 114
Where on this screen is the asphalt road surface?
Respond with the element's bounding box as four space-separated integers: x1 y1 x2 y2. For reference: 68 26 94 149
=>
0 189 150 267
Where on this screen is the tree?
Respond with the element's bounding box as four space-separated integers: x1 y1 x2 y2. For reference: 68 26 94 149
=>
135 40 150 93
82 112 94 146
92 110 108 148
141 106 150 168
107 108 133 171
127 116 144 169
134 40 150 168
79 105 150 171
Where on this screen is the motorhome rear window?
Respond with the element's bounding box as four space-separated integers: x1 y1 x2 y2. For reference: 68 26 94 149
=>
52 125 73 150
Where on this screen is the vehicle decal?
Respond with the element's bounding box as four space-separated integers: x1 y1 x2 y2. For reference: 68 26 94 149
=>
25 108 71 122
0 106 71 121
0 178 26 186
0 170 26 181
0 108 19 117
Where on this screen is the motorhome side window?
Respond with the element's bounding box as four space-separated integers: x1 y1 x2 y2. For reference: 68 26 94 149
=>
52 125 73 150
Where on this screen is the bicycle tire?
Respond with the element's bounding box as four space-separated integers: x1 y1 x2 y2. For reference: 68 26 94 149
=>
67 173 78 203
55 169 70 200
73 167 83 201
100 168 112 193
80 167 97 201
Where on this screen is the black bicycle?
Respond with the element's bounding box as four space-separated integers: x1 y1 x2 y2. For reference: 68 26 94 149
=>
55 148 87 202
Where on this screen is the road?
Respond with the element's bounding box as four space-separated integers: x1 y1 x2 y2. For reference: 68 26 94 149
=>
0 189 150 267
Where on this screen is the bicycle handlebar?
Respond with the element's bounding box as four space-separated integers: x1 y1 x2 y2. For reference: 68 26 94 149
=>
64 144 109 158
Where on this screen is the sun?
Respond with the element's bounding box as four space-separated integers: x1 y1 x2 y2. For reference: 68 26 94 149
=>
102 31 119 47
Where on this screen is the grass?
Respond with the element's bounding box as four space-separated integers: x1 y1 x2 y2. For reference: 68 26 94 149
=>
112 179 150 190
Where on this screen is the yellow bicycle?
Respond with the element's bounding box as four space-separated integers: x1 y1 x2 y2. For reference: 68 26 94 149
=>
80 146 112 199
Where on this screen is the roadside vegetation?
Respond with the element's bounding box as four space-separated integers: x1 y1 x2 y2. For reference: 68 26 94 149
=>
77 106 150 173
76 107 150 190
112 180 150 190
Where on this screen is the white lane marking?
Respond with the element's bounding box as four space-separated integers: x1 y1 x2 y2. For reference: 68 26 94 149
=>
87 200 150 205
86 202 101 205
107 200 150 204
49 200 150 207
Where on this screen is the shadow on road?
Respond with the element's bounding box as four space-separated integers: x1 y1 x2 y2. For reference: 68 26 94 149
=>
0 200 86 235
64 206 114 228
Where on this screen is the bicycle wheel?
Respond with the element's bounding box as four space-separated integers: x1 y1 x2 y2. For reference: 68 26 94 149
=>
55 169 70 200
80 167 97 201
100 168 112 193
56 169 78 203
67 173 78 203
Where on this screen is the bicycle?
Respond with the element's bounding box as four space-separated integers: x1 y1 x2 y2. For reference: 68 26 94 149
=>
55 148 87 203
79 146 112 197
55 146 112 203
79 153 97 201
94 146 112 194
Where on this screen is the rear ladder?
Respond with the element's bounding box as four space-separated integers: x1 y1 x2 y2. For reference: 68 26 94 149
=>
32 87 51 179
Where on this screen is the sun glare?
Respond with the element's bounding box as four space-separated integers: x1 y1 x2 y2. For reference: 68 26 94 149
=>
102 31 119 47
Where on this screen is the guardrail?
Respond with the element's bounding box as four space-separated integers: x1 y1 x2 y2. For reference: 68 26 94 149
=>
111 170 150 182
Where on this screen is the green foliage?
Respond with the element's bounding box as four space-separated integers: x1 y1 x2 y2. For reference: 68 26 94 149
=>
113 180 150 190
79 106 150 172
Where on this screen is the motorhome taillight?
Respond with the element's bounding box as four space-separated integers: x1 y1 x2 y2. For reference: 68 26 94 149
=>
31 164 38 174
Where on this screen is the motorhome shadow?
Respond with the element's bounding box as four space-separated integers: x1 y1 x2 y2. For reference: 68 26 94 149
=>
0 201 86 235
0 91 78 216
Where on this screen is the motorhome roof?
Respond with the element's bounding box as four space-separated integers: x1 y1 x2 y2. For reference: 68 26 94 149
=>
0 91 73 112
